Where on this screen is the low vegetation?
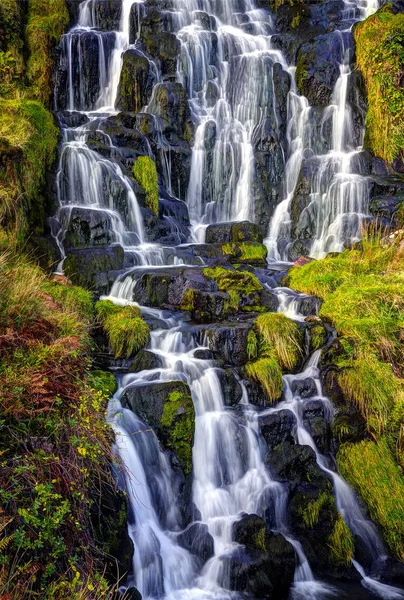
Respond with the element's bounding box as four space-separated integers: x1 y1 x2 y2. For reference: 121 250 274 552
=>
245 313 302 402
354 3 404 164
95 300 150 359
290 232 404 557
132 155 159 215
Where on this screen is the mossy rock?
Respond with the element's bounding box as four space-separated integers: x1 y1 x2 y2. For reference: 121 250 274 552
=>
116 49 153 113
123 380 195 474
221 242 268 265
205 221 263 244
309 323 328 352
64 245 124 290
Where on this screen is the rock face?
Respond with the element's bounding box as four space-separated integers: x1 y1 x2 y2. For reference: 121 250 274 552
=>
122 380 195 474
116 49 154 113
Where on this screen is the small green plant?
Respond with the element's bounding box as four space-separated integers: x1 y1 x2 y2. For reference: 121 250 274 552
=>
96 300 150 359
132 155 159 215
328 514 355 566
300 492 334 528
245 357 283 402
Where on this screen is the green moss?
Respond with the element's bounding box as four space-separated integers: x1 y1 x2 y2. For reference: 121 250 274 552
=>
222 242 268 264
87 370 117 401
328 514 355 567
161 388 195 474
300 491 334 529
338 440 404 559
43 281 95 322
310 324 327 352
354 4 404 164
132 155 159 215
245 357 283 403
26 0 69 104
202 266 263 314
96 300 149 359
252 527 267 552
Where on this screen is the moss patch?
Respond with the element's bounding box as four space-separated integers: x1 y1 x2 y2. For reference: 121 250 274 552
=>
96 300 150 359
203 266 263 314
338 440 404 559
161 387 195 475
222 242 268 265
300 491 334 529
245 357 283 402
132 155 159 215
354 3 404 164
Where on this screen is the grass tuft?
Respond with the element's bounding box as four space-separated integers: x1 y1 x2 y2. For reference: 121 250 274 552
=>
95 300 149 359
132 155 159 215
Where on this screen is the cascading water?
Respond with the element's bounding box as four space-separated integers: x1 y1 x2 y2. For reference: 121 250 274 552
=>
51 1 404 599
266 0 380 260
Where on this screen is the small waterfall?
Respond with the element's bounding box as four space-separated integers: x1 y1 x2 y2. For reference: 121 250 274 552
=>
164 0 288 235
266 0 379 260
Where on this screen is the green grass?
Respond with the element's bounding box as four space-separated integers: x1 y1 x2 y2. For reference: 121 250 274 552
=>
95 300 150 359
354 3 404 164
328 514 355 567
300 491 334 528
338 440 404 559
0 99 59 237
254 312 302 370
132 155 159 215
289 234 404 449
245 356 283 402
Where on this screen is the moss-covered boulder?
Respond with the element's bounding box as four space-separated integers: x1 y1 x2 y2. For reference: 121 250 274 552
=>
147 82 193 142
229 513 295 598
123 380 195 474
142 32 180 79
116 49 154 113
221 241 268 265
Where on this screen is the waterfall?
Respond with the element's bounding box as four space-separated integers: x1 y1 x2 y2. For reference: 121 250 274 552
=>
265 0 380 260
50 0 404 598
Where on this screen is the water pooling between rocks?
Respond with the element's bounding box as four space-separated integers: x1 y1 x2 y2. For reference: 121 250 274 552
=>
51 0 404 598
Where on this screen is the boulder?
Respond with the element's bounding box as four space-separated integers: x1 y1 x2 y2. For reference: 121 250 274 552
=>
203 323 252 367
63 245 124 290
116 49 154 113
61 207 115 249
259 410 296 449
122 380 195 474
147 82 193 142
217 368 243 406
177 523 214 562
205 221 264 244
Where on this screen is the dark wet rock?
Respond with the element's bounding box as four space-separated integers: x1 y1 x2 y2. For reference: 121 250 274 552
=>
371 556 404 584
259 410 297 449
177 523 215 562
58 111 89 128
194 349 214 360
120 588 142 600
116 49 155 113
306 415 330 454
61 207 115 249
221 546 273 599
205 221 264 244
291 378 318 399
142 32 180 78
369 194 404 228
346 69 368 148
268 441 332 492
217 368 243 406
133 267 208 309
203 323 252 367
287 238 313 261
296 32 344 107
231 514 295 598
63 245 124 290
147 82 193 142
122 380 194 474
190 290 228 323
130 350 163 373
